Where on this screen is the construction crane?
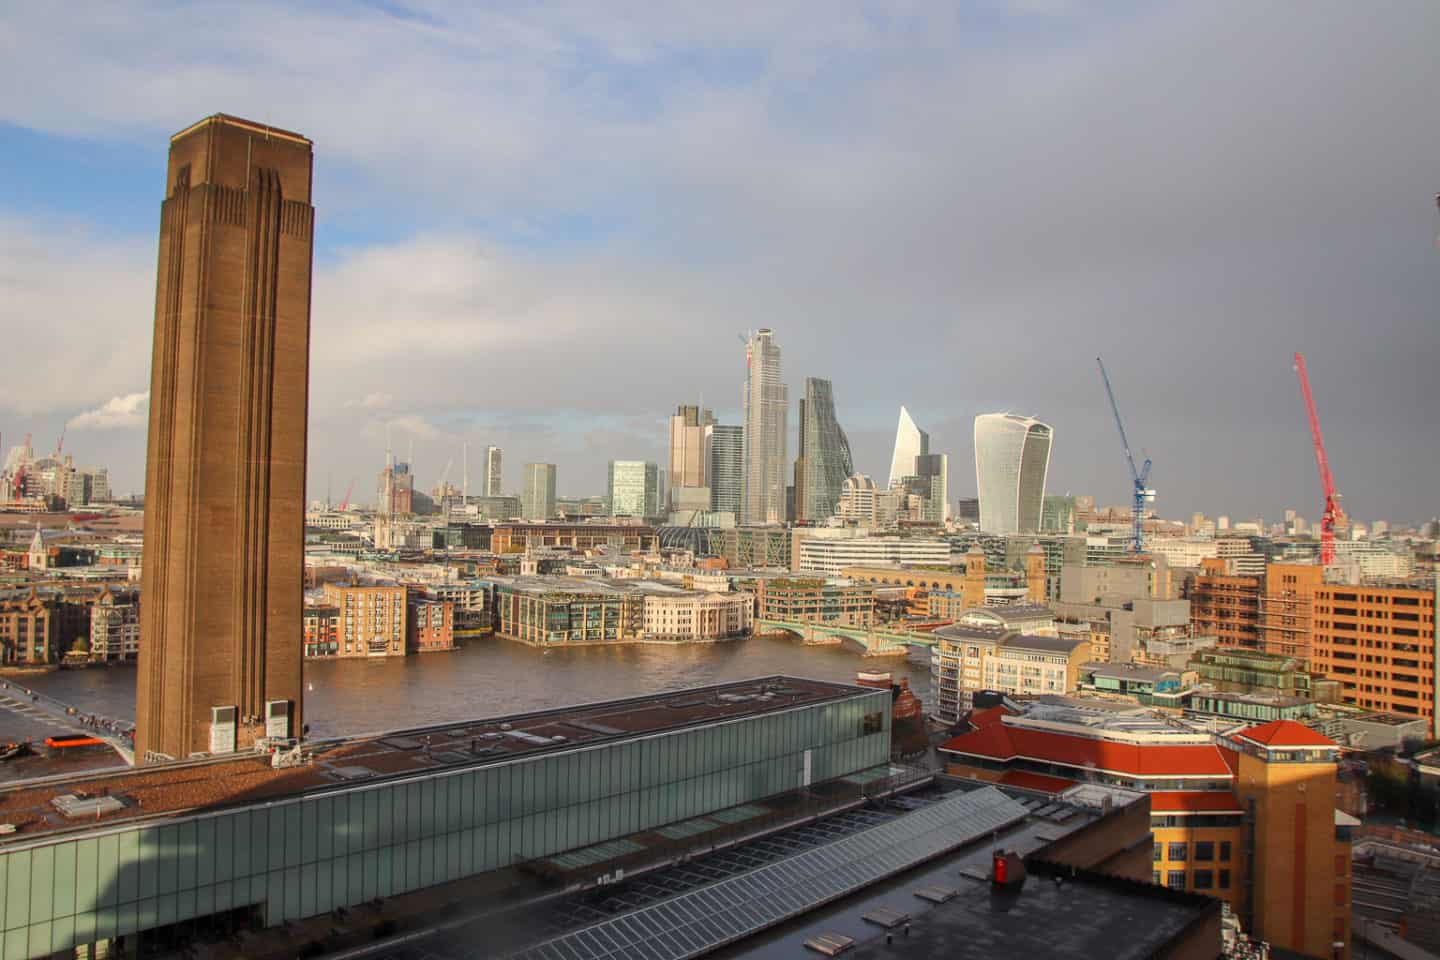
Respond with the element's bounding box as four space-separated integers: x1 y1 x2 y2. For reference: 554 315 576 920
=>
1097 357 1154 554
338 478 356 512
1293 352 1346 565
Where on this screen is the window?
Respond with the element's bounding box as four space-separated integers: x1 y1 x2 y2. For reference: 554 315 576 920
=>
862 711 884 735
1219 869 1230 889
1193 841 1214 861
1166 870 1186 890
1168 842 1188 861
1153 870 1162 886
1153 843 1162 862
1219 841 1231 861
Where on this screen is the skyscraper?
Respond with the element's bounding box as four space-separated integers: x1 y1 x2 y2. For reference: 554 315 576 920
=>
484 445 503 497
974 413 1053 534
708 425 743 518
887 406 947 521
794 377 853 523
887 406 929 490
668 404 714 508
608 460 660 518
741 329 788 524
137 114 313 762
521 463 557 521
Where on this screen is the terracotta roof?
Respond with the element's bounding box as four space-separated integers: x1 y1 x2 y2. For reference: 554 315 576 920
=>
1234 719 1336 748
1149 791 1243 814
966 706 1012 730
939 723 1233 779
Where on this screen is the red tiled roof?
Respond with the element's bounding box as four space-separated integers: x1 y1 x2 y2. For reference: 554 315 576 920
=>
939 723 1233 779
1149 791 1243 814
966 706 1012 730
997 770 1076 794
1234 719 1336 748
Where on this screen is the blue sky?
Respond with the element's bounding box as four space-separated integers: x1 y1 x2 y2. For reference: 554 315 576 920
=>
1 1 1438 522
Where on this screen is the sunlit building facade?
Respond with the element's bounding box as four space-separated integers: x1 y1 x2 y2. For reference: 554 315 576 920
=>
974 413 1052 534
741 329 788 524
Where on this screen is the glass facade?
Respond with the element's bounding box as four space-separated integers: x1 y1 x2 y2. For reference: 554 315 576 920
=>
796 378 853 523
708 425 743 518
606 461 659 519
0 690 889 957
973 413 1052 534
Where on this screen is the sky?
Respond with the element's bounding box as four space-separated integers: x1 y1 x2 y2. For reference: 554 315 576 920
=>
1 1 1437 524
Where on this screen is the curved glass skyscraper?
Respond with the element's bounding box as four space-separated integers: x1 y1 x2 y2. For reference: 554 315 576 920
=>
974 413 1053 533
794 377 853 522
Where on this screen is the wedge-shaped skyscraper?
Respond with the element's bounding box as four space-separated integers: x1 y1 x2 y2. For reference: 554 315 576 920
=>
974 413 1053 534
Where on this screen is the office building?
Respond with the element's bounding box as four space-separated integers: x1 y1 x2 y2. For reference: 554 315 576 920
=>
707 424 743 518
886 406 927 489
793 378 853 523
520 463 557 522
606 460 660 519
834 474 899 529
137 114 312 762
749 578 876 628
973 413 1052 534
928 625 1088 721
668 405 714 509
741 329 788 524
793 534 949 575
1310 579 1439 730
377 458 414 516
491 523 657 554
885 406 948 522
483 445 502 497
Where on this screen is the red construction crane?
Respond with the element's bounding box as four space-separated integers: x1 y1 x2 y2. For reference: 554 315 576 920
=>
338 477 356 512
1293 353 1346 565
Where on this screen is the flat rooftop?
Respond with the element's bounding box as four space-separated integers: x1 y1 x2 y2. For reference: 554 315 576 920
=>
843 861 1215 959
0 676 867 844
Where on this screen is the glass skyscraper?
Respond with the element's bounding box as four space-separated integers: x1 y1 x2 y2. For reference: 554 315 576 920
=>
887 406 948 521
741 329 788 524
794 377 853 522
608 460 660 518
887 406 929 489
709 425 743 518
973 413 1053 533
521 463 557 521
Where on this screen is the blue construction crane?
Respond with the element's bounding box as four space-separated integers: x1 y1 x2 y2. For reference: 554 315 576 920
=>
1096 357 1155 554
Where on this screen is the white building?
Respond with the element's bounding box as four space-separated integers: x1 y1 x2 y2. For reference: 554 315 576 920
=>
642 591 752 642
973 413 1052 534
794 534 949 576
835 474 900 529
89 586 140 661
741 329 788 524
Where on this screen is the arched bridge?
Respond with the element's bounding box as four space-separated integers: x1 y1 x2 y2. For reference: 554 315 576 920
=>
755 619 939 657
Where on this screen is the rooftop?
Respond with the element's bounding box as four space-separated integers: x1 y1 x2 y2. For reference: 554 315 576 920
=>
0 677 865 844
1232 719 1338 749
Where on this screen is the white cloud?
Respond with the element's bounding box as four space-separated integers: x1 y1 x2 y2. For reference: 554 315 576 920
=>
357 392 393 410
68 391 148 430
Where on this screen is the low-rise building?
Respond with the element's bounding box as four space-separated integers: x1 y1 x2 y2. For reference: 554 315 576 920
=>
939 704 1352 957
750 578 875 628
322 582 408 658
302 604 340 659
0 586 61 665
88 584 140 662
928 623 1089 723
407 597 455 652
491 523 657 555
641 591 752 642
793 534 949 576
1079 662 1193 709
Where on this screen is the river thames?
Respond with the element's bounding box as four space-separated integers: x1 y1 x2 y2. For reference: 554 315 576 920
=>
8 635 933 743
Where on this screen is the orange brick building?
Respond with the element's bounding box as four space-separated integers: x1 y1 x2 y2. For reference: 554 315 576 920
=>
1258 563 1324 660
407 598 455 653
1310 582 1438 729
1189 558 1261 650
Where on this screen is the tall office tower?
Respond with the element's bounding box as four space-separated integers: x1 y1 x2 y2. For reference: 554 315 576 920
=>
608 460 660 518
794 378 853 523
484 446 503 497
741 329 788 524
708 425 743 517
973 413 1053 534
913 452 949 523
668 404 714 508
137 114 313 762
886 406 929 489
376 457 414 516
521 463 557 521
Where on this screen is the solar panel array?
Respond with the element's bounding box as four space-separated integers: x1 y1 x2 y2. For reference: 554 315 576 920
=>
508 786 1028 960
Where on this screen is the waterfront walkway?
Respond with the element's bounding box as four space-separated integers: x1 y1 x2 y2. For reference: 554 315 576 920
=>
0 679 134 765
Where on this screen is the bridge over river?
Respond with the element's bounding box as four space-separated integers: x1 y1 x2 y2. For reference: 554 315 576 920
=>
755 619 941 657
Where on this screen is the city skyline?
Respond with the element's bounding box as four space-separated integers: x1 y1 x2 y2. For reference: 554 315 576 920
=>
2 3 1439 522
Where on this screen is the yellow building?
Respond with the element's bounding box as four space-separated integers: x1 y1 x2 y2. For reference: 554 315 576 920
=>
321 582 408 658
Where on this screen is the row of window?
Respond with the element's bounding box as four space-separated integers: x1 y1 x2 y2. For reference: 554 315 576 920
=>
1154 840 1232 862
1154 868 1231 891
